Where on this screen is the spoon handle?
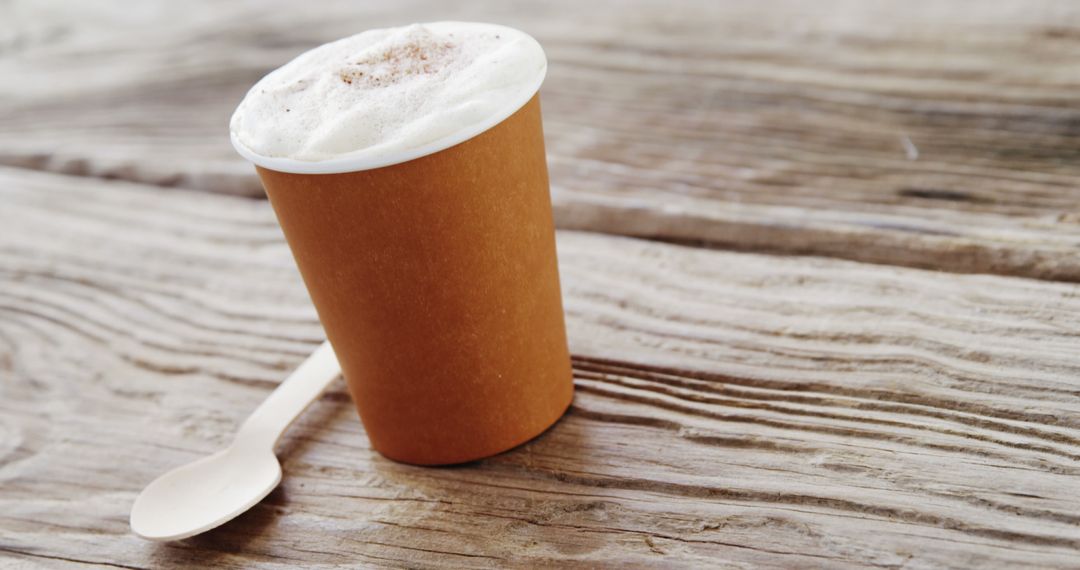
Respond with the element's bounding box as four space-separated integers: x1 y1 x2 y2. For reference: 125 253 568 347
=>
235 341 341 449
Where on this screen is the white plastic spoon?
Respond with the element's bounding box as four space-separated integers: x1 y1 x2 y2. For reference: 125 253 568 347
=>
130 341 341 541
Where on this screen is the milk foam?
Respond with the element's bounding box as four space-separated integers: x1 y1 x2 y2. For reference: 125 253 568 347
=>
229 22 547 172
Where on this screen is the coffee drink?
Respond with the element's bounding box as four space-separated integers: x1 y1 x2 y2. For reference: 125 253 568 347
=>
230 22 572 465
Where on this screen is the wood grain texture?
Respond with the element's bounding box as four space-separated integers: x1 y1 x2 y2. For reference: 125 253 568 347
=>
3 0 1080 280
3 166 1080 568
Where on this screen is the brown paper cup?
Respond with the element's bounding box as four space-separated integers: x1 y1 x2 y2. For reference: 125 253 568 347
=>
254 95 573 465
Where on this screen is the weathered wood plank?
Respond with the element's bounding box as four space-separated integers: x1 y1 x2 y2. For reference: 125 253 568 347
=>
3 0 1080 280
2 166 1080 568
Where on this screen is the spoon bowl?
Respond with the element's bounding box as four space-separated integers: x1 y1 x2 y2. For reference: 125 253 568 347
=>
131 446 281 541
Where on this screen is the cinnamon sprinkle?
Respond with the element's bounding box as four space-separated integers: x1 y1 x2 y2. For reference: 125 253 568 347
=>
338 34 457 87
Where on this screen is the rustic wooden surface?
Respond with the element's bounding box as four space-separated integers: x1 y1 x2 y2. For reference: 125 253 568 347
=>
3 0 1080 280
4 169 1080 568
3 0 1080 568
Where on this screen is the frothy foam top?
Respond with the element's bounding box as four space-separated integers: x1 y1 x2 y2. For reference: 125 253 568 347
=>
229 22 547 173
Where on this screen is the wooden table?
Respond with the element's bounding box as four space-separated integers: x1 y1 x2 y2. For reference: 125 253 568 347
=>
3 1 1080 567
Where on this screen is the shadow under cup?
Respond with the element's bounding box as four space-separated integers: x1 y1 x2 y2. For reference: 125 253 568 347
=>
255 95 574 465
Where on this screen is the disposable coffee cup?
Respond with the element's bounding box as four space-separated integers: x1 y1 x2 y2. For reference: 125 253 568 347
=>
230 23 573 465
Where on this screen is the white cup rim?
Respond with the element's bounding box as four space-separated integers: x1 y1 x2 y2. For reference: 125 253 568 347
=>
230 69 546 175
